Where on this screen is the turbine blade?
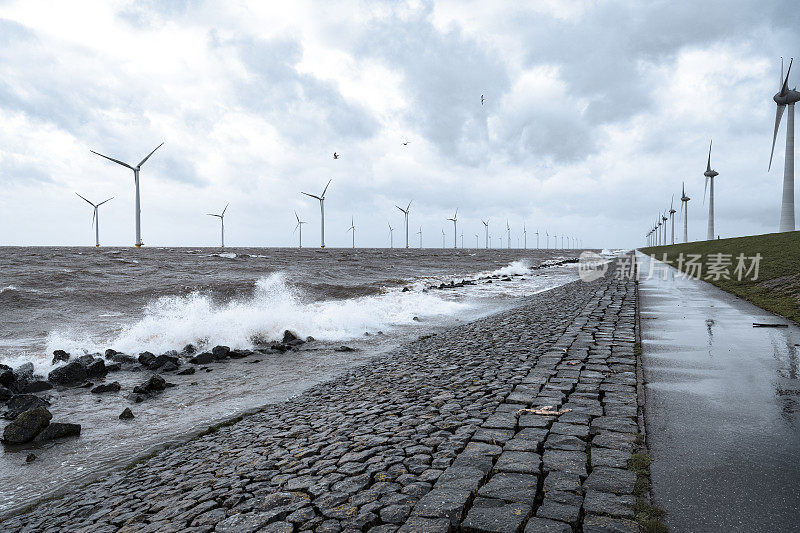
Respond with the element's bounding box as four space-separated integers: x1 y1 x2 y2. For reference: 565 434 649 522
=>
769 104 786 170
96 196 114 206
406 200 412 211
302 192 322 200
137 142 164 167
782 57 793 94
321 179 332 198
90 150 134 170
91 209 96 227
221 203 228 216
706 140 712 172
75 192 95 207
703 176 708 205
670 194 674 210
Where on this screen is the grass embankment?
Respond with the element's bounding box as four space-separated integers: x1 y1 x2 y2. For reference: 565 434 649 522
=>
640 231 800 325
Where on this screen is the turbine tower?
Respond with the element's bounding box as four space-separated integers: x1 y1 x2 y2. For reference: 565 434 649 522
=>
506 220 511 249
460 230 464 249
301 179 332 248
294 211 307 248
395 201 412 248
475 234 479 248
441 228 446 249
535 228 539 249
661 211 668 246
769 57 799 232
681 182 691 243
75 193 113 247
446 209 458 249
481 219 489 249
90 142 163 247
418 226 423 248
669 196 677 245
703 141 719 240
523 223 527 249
388 223 394 248
347 216 356 248
206 203 228 248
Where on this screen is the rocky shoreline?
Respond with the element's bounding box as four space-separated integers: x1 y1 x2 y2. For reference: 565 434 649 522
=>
1 257 644 532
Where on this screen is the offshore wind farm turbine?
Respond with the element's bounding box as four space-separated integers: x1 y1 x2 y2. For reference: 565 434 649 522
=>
347 216 356 248
388 223 394 248
418 226 422 248
681 182 691 242
769 57 800 232
506 221 511 249
535 228 539 249
523 223 527 249
446 209 458 249
475 234 479 248
441 228 446 249
661 211 668 246
396 201 412 248
669 196 677 245
90 142 163 247
294 211 307 248
481 219 489 249
206 204 228 248
703 141 719 240
301 179 332 248
75 193 113 247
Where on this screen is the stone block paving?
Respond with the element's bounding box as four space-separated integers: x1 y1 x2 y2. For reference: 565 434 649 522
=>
0 259 639 533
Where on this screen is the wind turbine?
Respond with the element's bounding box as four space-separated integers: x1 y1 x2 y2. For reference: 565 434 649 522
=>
388 223 394 248
669 196 677 245
681 182 691 243
396 201 412 248
475 233 479 248
90 142 163 247
535 228 539 249
75 193 113 247
506 220 511 249
206 204 228 248
294 211 307 248
523 223 527 249
301 179 332 248
347 216 356 248
703 141 719 240
661 211 668 246
545 230 549 249
446 209 458 249
481 219 489 249
460 230 464 249
417 226 423 248
769 57 799 232
441 228 446 249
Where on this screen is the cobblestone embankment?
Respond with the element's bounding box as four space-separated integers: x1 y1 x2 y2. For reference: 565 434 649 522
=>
2 260 641 533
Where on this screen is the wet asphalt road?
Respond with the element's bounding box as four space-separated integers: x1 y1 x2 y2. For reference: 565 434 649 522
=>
638 253 800 532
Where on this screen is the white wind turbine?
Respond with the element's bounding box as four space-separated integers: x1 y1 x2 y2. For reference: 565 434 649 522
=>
441 228 446 249
475 233 479 248
347 216 356 248
294 211 307 248
460 230 464 249
206 204 228 248
417 226 423 248
535 228 539 249
769 57 799 232
506 220 511 249
481 219 489 249
395 201 412 248
388 223 394 248
669 196 677 245
523 223 527 249
661 211 668 246
545 230 549 249
90 142 163 247
446 209 458 249
680 182 691 243
703 141 719 240
301 179 332 248
75 193 113 247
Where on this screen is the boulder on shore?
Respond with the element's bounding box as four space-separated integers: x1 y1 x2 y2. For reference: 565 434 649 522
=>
133 374 167 394
0 364 13 387
3 394 50 420
211 345 231 359
2 406 52 444
48 361 88 385
91 382 121 394
0 385 12 404
86 359 107 378
21 381 53 393
189 352 215 365
34 422 81 442
137 352 156 367
51 350 70 364
119 407 134 420
282 330 300 344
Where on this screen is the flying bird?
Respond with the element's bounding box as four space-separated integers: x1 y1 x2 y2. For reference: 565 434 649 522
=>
402 141 411 146
333 152 339 159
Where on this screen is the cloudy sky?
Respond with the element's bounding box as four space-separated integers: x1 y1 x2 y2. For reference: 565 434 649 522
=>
1 0 798 248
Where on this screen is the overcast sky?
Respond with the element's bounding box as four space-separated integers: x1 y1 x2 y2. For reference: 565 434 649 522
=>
1 0 798 248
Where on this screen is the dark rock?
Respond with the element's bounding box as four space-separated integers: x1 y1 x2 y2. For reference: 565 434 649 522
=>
148 354 180 370
334 346 356 352
190 352 215 364
133 374 167 394
106 352 137 365
182 344 197 354
35 422 81 442
229 349 252 359
4 394 50 419
26 453 36 463
212 345 231 359
177 367 196 375
402 287 410 292
91 382 120 394
306 336 315 342
51 350 70 364
0 385 12 403
76 354 94 366
160 361 179 372
105 363 121 372
86 359 107 378
104 348 118 358
48 361 88 385
22 380 53 393
412 316 420 321
78 381 94 388
2 406 52 444
14 362 34 380
119 407 134 419
0 364 13 387
138 352 156 367
281 331 300 344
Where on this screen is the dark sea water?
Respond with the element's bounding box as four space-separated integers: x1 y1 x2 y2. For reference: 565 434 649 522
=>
0 246 581 516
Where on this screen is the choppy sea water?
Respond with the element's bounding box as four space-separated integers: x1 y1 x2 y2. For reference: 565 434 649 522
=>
0 246 582 516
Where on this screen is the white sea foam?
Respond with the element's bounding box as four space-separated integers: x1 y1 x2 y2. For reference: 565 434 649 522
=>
489 259 532 277
1 285 17 293
46 272 469 358
212 252 237 259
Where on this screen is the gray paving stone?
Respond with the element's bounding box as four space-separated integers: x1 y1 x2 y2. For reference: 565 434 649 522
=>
582 513 640 533
477 472 538 503
583 490 635 519
494 451 541 475
542 450 588 477
583 467 636 495
412 487 471 525
536 500 580 525
523 517 573 533
461 497 531 533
